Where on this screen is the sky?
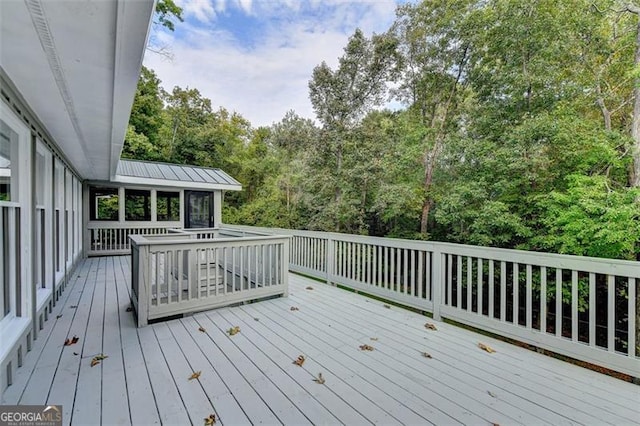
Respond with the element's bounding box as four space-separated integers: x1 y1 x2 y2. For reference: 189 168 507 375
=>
144 0 402 128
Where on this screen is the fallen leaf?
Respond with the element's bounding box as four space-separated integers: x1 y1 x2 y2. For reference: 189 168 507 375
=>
424 323 438 331
188 371 202 381
478 343 496 353
70 305 78 309
422 352 432 358
198 326 206 333
64 336 79 346
56 315 63 319
306 286 314 290
359 344 374 351
253 318 260 321
293 355 305 366
73 352 79 356
204 414 216 425
228 326 240 336
290 306 299 311
313 372 325 384
383 304 391 309
90 353 108 367
491 423 500 426
370 337 378 341
126 306 133 312
487 390 497 398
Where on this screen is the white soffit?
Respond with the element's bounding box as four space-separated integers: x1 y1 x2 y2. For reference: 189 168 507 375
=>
0 0 155 180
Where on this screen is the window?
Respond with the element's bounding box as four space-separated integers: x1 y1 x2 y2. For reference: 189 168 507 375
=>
0 119 19 202
157 191 180 221
90 187 119 221
125 189 151 221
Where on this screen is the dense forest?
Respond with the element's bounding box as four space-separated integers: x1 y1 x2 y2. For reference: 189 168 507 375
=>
124 0 640 261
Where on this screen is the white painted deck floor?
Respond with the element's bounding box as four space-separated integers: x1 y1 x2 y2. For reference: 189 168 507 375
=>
2 256 639 425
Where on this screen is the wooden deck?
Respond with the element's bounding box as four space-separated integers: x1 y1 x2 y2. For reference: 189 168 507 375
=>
2 256 638 425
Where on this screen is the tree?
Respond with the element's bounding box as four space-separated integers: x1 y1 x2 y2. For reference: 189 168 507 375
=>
393 0 475 237
308 28 399 231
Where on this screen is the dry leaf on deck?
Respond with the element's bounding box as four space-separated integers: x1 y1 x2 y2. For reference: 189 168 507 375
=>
487 390 497 398
70 305 78 309
383 304 391 309
254 318 260 321
359 344 374 351
64 336 79 346
313 372 325 384
188 371 202 381
370 337 378 341
478 343 496 353
198 326 206 333
424 323 438 331
56 314 63 319
491 423 500 426
204 414 216 425
228 326 240 336
90 354 107 367
422 352 432 359
73 352 79 356
290 306 299 311
293 355 305 366
126 306 133 312
305 286 314 290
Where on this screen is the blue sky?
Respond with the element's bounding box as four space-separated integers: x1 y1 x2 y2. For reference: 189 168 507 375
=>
144 0 402 127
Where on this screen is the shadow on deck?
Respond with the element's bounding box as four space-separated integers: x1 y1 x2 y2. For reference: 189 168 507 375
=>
2 256 638 425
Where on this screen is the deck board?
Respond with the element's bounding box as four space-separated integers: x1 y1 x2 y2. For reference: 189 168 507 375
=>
293 275 639 424
3 256 639 426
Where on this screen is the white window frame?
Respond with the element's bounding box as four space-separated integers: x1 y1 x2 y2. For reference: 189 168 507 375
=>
0 100 32 348
54 159 64 284
35 140 53 308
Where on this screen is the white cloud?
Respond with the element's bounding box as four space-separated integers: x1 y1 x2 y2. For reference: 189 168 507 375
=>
176 0 217 23
146 1 399 127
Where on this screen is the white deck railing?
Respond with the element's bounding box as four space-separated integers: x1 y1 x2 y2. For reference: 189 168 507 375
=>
222 224 640 378
86 222 178 256
130 230 289 326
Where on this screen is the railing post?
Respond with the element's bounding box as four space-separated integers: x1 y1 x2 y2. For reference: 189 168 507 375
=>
282 238 290 296
326 236 334 284
131 241 149 327
432 246 443 321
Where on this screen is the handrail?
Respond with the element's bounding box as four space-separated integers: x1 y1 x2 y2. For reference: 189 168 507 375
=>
130 231 290 327
221 224 640 378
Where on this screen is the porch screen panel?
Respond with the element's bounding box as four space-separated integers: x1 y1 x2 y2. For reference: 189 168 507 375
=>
157 191 179 221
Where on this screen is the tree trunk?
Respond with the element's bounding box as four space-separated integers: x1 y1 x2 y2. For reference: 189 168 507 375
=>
628 7 640 187
625 4 640 360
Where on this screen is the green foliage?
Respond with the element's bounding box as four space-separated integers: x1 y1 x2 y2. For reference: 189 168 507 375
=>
155 0 184 32
531 175 640 260
125 0 640 262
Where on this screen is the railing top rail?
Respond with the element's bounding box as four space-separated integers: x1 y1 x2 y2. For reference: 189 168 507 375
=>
129 233 290 247
87 221 179 229
221 224 640 277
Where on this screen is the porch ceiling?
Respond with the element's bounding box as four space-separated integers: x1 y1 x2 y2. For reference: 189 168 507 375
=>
0 0 155 180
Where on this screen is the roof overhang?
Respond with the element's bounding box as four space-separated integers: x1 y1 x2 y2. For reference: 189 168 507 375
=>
111 175 242 191
112 159 243 191
0 0 155 180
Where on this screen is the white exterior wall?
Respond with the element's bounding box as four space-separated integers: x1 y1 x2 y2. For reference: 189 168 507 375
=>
0 88 84 394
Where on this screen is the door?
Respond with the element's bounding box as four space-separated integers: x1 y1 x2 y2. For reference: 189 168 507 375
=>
184 191 214 228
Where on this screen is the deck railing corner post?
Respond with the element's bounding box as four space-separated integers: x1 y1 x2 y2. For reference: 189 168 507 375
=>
432 245 443 321
283 237 290 297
